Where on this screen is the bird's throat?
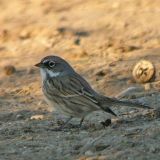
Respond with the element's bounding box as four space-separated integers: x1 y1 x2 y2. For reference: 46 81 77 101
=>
40 69 60 81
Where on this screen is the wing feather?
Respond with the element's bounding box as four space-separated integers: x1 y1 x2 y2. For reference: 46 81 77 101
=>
47 73 99 104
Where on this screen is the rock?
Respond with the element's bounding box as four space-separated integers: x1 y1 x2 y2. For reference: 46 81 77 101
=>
143 83 151 90
85 150 94 156
111 118 123 124
30 115 44 120
3 65 16 75
19 30 31 39
96 70 106 77
74 37 81 45
0 29 9 42
16 114 24 120
95 144 109 151
100 119 111 127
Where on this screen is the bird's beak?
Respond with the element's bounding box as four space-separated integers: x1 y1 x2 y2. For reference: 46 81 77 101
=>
35 62 42 67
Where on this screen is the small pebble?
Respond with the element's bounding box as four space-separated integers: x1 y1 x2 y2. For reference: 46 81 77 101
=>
16 114 24 120
111 118 123 124
144 83 151 90
100 119 111 127
3 65 16 75
30 115 44 120
74 37 81 45
85 150 94 156
19 30 30 39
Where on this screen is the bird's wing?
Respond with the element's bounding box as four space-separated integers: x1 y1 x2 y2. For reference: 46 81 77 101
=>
47 74 117 116
63 74 117 116
62 73 99 103
47 73 99 104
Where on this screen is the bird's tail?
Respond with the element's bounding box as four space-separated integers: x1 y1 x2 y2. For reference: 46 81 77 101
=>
106 97 152 109
101 106 118 117
99 96 152 117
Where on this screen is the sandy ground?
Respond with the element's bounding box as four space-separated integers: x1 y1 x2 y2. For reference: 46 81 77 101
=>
0 0 160 159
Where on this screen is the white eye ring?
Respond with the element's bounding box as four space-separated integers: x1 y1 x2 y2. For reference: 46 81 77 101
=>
48 61 56 68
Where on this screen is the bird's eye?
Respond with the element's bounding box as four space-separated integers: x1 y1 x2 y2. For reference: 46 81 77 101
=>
48 61 56 68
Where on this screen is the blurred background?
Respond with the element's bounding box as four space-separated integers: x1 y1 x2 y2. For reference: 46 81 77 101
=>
0 0 160 159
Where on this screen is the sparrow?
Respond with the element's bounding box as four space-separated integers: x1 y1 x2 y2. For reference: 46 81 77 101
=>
35 55 151 130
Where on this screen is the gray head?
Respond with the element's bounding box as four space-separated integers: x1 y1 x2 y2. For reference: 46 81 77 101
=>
35 55 75 80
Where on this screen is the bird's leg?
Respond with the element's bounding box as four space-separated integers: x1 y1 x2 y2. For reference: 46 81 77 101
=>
62 116 73 128
79 117 85 128
51 116 85 131
62 116 73 127
52 116 73 131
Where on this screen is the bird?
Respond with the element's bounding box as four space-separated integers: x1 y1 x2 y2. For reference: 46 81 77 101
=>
35 55 151 130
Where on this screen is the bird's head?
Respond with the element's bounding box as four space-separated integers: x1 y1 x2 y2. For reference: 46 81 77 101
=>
35 55 74 80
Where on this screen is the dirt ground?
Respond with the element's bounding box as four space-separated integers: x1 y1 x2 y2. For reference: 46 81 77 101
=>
0 0 160 159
